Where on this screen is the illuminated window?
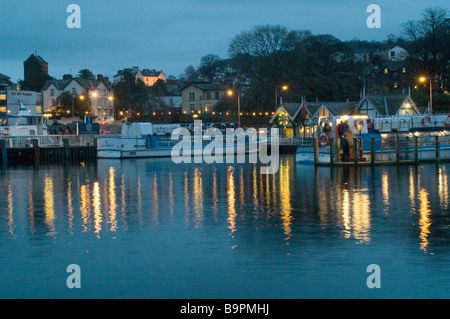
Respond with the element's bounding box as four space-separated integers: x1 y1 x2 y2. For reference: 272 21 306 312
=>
384 68 388 74
402 67 406 73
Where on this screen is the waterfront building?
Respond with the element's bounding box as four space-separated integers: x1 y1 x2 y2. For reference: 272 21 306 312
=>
180 82 227 113
42 75 114 122
113 66 166 87
357 92 421 117
0 88 42 114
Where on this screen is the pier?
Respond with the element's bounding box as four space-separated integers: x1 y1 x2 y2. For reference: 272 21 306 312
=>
311 133 450 167
0 135 97 166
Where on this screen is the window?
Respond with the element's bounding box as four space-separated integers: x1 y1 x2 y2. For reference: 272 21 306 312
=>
206 92 211 99
402 67 406 73
189 92 195 101
72 88 77 95
190 104 195 112
50 89 55 96
384 68 388 74
50 99 56 106
215 92 220 99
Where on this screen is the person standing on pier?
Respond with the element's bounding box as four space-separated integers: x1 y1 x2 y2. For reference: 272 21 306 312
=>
340 134 350 162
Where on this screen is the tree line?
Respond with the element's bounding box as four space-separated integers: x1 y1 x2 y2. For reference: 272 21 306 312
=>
182 7 450 112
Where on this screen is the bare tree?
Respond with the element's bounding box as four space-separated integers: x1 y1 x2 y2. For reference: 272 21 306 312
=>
198 54 221 83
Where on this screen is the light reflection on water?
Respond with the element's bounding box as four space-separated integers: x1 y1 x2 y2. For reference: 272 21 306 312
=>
0 155 449 298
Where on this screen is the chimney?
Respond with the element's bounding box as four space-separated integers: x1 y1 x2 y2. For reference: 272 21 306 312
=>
97 74 103 81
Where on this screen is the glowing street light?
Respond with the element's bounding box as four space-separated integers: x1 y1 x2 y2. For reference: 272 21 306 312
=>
275 85 288 110
227 89 240 127
419 76 432 114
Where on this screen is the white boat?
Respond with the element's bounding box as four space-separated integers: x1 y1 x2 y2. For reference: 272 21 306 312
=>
0 102 49 137
96 122 260 159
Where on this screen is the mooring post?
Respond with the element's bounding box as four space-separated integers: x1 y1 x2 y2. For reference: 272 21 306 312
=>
32 139 40 166
405 136 409 160
329 137 334 166
0 139 7 168
414 136 418 165
435 135 440 164
63 138 70 162
313 137 319 165
353 137 357 166
395 135 399 165
370 137 375 165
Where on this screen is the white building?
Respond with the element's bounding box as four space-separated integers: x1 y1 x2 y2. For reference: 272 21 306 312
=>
381 46 408 62
113 66 166 86
0 89 42 114
42 76 114 122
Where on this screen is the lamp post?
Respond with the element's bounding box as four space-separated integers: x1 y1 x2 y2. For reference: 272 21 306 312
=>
227 89 240 127
71 93 76 122
275 85 288 111
419 76 432 114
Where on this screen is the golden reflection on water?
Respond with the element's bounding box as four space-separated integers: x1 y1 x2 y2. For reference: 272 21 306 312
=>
7 184 15 237
121 173 127 231
409 168 416 212
279 160 292 240
438 166 448 210
335 170 371 243
382 171 389 214
342 189 351 238
193 168 204 228
67 176 74 235
44 174 56 236
352 191 371 243
108 167 117 232
80 183 91 232
3 161 448 252
227 166 236 234
418 188 431 253
93 181 102 237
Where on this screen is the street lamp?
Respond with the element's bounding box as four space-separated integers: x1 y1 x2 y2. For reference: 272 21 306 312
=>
275 85 288 110
227 89 240 127
419 76 432 114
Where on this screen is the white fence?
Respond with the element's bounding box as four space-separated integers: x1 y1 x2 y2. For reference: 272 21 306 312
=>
0 135 97 148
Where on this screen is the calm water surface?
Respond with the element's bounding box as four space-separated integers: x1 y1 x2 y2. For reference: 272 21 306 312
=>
0 155 449 298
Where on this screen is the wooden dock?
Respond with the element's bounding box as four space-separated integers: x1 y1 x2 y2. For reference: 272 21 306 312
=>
0 138 97 167
313 135 450 167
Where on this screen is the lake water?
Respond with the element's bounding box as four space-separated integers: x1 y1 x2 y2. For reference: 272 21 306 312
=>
0 155 449 298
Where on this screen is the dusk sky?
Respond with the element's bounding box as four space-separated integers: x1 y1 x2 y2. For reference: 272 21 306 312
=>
0 0 448 82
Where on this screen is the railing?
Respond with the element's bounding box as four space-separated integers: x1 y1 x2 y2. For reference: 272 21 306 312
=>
0 135 97 148
271 137 314 147
326 133 450 165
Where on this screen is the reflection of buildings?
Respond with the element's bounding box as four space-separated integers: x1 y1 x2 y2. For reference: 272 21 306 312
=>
1 158 448 255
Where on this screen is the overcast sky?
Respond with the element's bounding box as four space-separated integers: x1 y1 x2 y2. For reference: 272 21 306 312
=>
0 0 448 82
